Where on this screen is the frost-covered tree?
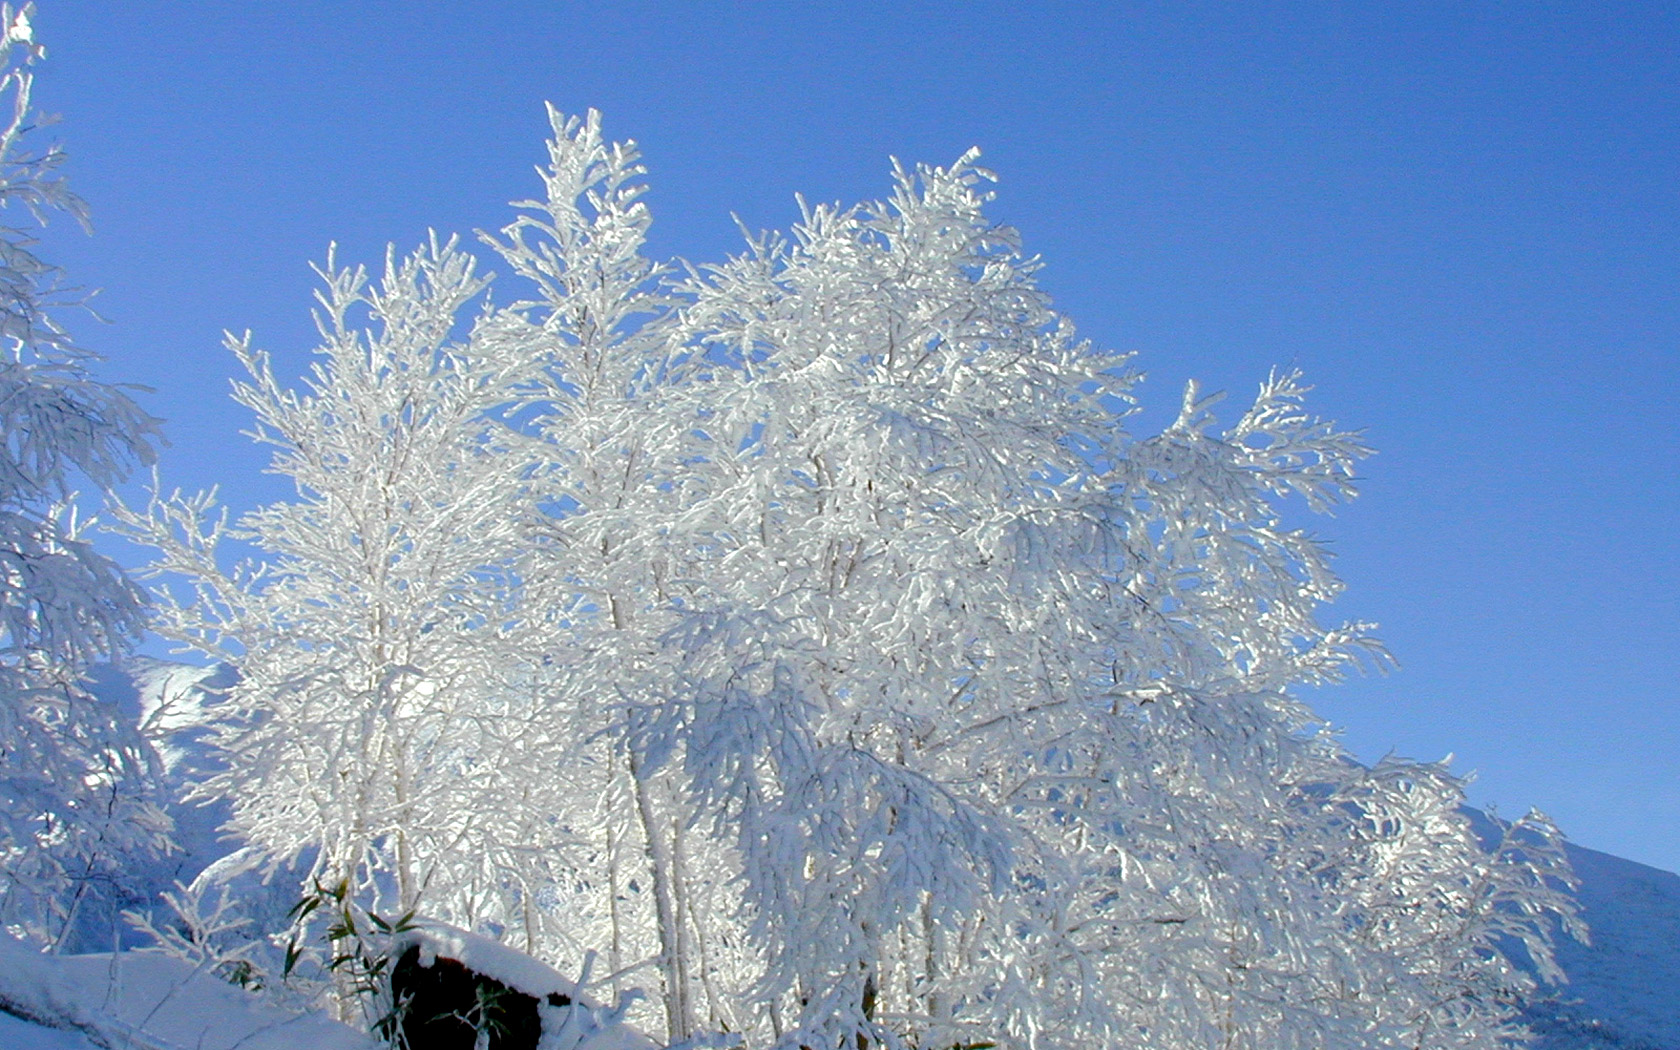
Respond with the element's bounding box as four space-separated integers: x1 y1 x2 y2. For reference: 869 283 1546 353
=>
1321 758 1586 1049
127 107 1578 1050
122 108 686 1027
631 153 1132 1046
0 2 169 951
122 237 577 966
474 108 685 1025
599 154 1579 1049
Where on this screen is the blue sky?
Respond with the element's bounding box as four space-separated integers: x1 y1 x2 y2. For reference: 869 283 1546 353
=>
30 2 1679 873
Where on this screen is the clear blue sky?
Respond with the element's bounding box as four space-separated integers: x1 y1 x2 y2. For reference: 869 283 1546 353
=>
30 2 1679 874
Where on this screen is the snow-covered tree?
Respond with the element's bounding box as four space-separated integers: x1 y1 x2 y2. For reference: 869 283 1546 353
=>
121 237 578 972
606 155 1579 1049
0 2 169 951
126 106 1579 1050
1321 757 1586 1049
629 152 1132 1046
121 108 687 1029
474 108 685 1026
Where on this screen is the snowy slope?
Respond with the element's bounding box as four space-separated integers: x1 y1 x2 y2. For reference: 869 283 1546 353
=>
1527 842 1680 1050
0 933 377 1050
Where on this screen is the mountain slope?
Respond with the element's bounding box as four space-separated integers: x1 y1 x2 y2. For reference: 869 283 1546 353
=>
1526 842 1680 1050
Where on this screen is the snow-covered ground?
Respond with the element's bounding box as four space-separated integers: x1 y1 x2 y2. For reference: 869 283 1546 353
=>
0 1011 95 1050
0 921 661 1050
0 921 659 1050
0 932 376 1050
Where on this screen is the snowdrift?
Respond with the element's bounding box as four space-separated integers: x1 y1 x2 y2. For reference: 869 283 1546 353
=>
0 922 660 1050
0 933 377 1050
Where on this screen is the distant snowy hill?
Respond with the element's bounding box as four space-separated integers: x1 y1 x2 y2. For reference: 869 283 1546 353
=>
1526 843 1680 1050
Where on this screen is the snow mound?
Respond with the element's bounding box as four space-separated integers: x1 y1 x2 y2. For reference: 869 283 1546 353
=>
0 934 377 1050
394 921 657 1050
397 921 587 1004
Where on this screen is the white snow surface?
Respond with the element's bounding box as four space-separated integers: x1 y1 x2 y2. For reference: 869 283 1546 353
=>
0 1007 97 1050
397 920 589 1004
0 934 377 1050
